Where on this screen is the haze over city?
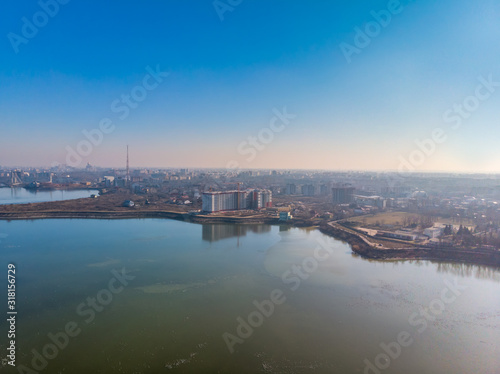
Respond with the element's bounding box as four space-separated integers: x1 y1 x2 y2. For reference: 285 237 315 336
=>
1 0 500 172
2 2 500 374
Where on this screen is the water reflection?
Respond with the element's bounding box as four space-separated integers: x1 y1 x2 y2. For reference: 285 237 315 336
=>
373 260 500 281
279 225 291 232
1 219 498 374
202 224 271 243
434 261 500 282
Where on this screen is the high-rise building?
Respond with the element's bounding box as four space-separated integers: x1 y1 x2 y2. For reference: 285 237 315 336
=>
202 189 272 212
285 183 297 195
301 184 316 196
319 184 329 195
260 190 272 208
202 191 237 212
332 186 354 204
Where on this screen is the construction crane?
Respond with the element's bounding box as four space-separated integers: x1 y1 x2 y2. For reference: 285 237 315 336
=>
126 145 130 187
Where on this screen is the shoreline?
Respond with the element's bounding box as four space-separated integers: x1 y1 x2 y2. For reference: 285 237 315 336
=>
319 222 500 268
0 210 280 225
1 208 499 268
0 185 98 190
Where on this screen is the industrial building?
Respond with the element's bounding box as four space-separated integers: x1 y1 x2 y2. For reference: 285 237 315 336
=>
423 227 444 239
202 189 272 213
354 195 387 209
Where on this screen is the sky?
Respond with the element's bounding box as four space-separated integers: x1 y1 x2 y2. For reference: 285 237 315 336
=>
1 0 500 172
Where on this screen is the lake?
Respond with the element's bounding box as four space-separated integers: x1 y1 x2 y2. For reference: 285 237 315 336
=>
0 219 498 373
0 188 99 205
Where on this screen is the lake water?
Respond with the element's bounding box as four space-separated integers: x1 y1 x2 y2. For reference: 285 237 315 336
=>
0 219 498 373
0 188 99 205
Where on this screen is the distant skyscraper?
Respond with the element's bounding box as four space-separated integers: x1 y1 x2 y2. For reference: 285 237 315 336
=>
286 183 297 195
301 184 316 196
319 184 329 195
332 186 354 204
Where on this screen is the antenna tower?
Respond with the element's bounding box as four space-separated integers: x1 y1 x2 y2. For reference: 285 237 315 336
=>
126 145 130 185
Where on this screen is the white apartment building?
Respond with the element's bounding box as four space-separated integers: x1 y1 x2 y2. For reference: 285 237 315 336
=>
202 189 272 213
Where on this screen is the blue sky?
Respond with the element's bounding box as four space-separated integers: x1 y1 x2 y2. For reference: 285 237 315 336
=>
1 0 499 171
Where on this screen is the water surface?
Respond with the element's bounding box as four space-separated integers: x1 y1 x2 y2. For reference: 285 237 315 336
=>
0 219 498 373
0 188 99 205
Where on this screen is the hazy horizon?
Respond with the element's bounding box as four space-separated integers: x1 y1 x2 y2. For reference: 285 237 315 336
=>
4 162 500 177
2 0 500 172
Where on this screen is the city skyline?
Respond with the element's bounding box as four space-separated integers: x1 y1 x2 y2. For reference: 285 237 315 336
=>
1 0 500 172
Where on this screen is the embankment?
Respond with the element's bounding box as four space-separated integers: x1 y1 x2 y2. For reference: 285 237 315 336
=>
0 210 186 221
319 223 500 268
0 210 280 225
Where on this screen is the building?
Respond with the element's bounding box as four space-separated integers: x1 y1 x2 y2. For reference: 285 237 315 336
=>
376 230 417 241
285 183 297 195
279 211 293 221
202 189 272 213
103 176 115 187
355 195 387 209
114 178 126 187
332 186 355 204
202 191 239 213
424 227 444 239
319 184 329 195
301 184 316 196
122 200 135 207
254 189 272 209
